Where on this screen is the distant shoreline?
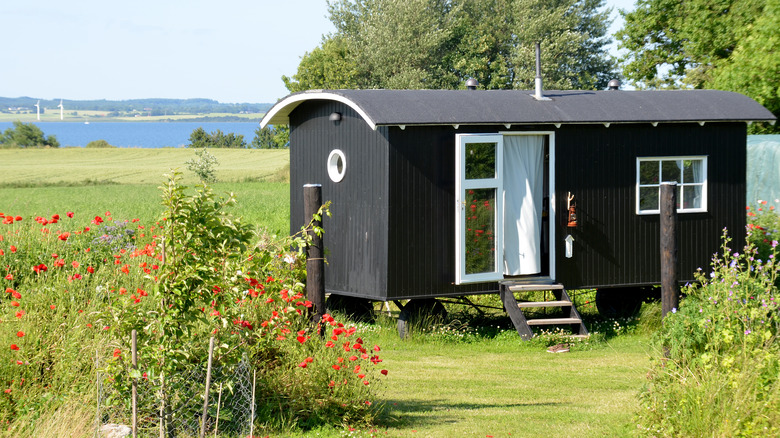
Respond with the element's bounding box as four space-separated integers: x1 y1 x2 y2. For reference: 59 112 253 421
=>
0 113 264 124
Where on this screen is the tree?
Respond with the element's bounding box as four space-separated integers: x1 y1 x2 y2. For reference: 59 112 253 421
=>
187 127 247 148
284 0 617 92
252 125 289 149
709 0 780 133
617 0 777 132
0 121 59 148
616 0 767 88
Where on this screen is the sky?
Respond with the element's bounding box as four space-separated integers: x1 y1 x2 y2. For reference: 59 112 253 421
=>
1 0 637 104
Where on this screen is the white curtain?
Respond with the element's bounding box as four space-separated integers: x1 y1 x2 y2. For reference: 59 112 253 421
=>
503 135 544 275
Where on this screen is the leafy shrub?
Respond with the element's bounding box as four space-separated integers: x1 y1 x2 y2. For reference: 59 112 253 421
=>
187 127 246 148
0 121 59 148
746 199 780 262
85 139 116 148
637 230 780 436
185 147 219 182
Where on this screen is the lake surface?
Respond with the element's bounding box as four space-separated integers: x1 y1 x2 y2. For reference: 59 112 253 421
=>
0 121 260 148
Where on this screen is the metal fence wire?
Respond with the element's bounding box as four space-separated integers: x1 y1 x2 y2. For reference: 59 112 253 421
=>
99 354 256 437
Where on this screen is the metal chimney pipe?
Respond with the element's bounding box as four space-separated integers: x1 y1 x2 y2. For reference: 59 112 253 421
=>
535 42 543 100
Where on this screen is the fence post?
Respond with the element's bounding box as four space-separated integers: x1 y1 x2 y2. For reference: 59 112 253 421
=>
660 182 679 318
199 337 215 438
304 184 325 328
132 330 138 438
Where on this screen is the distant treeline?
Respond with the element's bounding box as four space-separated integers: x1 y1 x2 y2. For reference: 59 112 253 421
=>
0 97 272 115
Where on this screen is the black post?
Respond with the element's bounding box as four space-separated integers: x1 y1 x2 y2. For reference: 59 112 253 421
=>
304 184 325 328
660 182 679 318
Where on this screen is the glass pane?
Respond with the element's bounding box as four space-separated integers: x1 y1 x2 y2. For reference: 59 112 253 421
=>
682 159 703 183
639 161 658 185
465 142 496 180
661 160 681 183
683 185 703 209
639 187 658 211
465 188 496 274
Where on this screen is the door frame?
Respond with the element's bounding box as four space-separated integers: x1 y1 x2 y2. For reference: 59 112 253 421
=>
454 131 556 284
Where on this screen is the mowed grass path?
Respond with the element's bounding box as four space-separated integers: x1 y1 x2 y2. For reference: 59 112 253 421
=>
373 335 647 438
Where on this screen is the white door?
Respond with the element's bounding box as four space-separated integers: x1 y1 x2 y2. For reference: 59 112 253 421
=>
455 134 504 284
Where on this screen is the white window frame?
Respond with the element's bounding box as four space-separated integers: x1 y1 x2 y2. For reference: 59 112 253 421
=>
636 156 708 215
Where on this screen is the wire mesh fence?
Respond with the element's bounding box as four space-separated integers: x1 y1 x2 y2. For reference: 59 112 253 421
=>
97 342 257 438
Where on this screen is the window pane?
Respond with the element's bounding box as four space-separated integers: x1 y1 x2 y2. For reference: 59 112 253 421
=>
683 159 703 183
639 161 658 185
661 160 681 183
683 185 703 209
465 142 496 180
465 188 496 274
639 187 658 211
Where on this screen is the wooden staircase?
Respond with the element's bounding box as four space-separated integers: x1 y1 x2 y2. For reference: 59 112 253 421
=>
499 280 588 340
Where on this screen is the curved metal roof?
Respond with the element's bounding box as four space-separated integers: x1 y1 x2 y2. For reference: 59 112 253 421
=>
261 89 776 130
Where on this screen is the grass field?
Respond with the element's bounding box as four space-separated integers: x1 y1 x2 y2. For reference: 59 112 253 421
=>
0 148 291 234
0 111 264 123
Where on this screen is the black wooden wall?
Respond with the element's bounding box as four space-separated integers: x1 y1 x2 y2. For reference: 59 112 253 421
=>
554 123 747 289
289 100 391 299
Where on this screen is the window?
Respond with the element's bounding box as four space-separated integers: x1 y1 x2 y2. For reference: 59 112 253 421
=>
327 149 347 182
636 156 707 214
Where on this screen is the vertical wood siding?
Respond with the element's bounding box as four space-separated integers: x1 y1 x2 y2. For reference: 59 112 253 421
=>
290 101 390 299
555 123 747 289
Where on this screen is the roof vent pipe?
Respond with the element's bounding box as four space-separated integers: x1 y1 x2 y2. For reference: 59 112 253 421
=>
608 79 621 90
535 42 543 100
466 78 479 90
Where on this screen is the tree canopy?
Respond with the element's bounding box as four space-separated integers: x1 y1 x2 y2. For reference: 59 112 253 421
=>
187 127 247 148
0 121 59 148
616 0 778 131
283 0 617 92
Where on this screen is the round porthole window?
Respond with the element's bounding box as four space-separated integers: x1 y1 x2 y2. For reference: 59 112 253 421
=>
327 149 347 183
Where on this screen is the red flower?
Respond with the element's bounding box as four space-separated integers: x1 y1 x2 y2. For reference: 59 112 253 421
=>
10 301 19 307
14 216 21 222
14 311 24 319
16 331 24 338
349 355 358 361
381 369 388 376
373 345 381 352
50 304 56 310
4 274 12 280
298 361 308 368
296 335 307 344
87 266 94 274
92 216 104 225
332 365 341 371
66 212 74 218
113 348 121 358
10 344 19 351
10 246 16 253
58 232 70 241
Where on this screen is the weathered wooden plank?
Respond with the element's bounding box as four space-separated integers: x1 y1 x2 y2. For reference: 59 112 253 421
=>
516 300 572 308
526 317 582 326
506 283 564 292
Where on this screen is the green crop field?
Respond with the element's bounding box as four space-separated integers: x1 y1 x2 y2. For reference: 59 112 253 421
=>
0 148 291 234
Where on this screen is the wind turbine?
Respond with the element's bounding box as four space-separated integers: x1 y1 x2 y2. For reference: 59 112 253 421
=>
34 100 40 121
58 99 64 120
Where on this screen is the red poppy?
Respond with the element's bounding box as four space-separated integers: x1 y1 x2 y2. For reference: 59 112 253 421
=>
58 232 70 241
298 361 308 368
87 266 94 274
113 348 121 358
349 355 358 361
373 345 381 352
10 301 19 307
4 274 12 280
381 369 388 375
10 344 19 351
92 216 103 225
332 365 341 371
10 246 16 253
14 311 24 319
66 212 74 218
14 216 21 222
50 304 55 310
296 335 307 344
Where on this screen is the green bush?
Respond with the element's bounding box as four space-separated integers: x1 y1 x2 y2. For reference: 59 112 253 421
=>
0 121 59 148
637 230 780 436
85 139 116 148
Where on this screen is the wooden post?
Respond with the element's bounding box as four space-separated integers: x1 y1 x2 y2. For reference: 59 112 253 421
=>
660 182 679 318
249 369 257 438
132 330 138 438
199 337 215 438
304 184 325 328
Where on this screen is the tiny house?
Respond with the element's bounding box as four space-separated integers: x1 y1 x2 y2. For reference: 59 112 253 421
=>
261 88 776 336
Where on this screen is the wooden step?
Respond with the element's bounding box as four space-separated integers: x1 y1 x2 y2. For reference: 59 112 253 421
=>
505 283 564 292
526 317 582 326
516 300 572 308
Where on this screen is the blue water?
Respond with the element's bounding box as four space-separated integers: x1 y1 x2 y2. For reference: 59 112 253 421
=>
0 121 260 148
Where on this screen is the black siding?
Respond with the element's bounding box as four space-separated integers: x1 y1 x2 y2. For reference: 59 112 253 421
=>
289 101 390 299
555 123 747 289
